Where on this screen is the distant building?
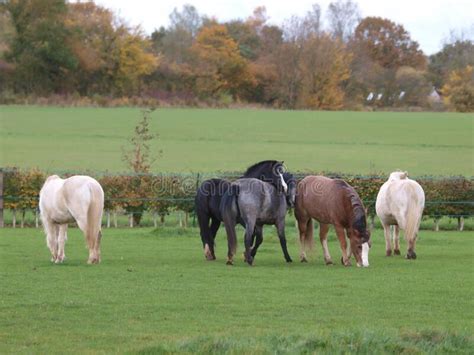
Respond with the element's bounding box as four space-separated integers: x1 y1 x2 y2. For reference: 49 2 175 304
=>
429 87 442 102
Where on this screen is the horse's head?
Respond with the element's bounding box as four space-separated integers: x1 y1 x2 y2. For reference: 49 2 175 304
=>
282 172 296 208
389 170 408 181
242 160 286 190
351 213 371 267
45 174 60 182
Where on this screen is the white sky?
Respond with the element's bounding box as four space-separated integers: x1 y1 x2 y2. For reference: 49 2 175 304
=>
93 0 474 55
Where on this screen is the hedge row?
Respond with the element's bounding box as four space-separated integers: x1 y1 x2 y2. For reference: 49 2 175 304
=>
2 168 473 226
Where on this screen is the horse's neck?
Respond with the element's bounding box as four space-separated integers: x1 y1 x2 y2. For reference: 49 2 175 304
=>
349 195 366 229
244 166 271 179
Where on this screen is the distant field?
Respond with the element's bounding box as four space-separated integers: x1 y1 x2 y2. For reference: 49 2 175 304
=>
0 227 472 353
0 106 472 176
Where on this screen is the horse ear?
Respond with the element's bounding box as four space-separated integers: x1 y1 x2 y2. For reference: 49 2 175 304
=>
403 171 408 179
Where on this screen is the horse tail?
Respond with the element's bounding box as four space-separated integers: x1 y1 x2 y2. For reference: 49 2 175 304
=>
86 182 104 254
404 184 423 244
221 184 240 220
220 185 240 261
195 188 209 242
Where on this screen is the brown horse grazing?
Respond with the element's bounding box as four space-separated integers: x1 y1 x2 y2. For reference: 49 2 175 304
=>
295 176 371 267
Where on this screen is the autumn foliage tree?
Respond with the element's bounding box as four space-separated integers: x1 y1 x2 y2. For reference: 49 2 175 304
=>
350 17 427 106
3 0 77 93
298 34 351 109
442 65 474 112
66 2 158 96
0 2 472 111
354 17 425 70
428 39 474 89
191 24 255 100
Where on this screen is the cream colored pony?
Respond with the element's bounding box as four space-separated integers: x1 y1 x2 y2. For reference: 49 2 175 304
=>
39 175 104 264
376 171 425 259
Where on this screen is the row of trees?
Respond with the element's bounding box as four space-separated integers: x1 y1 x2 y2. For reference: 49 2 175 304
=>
2 168 473 228
0 0 473 111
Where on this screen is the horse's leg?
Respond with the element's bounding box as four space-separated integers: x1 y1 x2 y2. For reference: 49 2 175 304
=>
297 217 312 262
223 219 237 265
319 223 333 265
251 225 263 258
44 220 59 262
56 224 68 263
335 226 351 266
208 218 220 260
383 223 392 256
75 216 99 264
93 229 102 264
393 225 401 255
244 220 256 265
276 219 292 263
346 239 352 260
406 231 418 260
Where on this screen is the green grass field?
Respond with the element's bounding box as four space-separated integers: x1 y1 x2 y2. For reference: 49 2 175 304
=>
1 106 473 353
1 106 472 176
0 226 473 353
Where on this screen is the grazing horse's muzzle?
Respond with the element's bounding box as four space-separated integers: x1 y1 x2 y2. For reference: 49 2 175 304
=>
357 242 370 267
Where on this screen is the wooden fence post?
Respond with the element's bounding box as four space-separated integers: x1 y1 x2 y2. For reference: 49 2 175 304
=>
0 168 3 228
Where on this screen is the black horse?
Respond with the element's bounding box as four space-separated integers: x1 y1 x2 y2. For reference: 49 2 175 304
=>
195 160 285 260
220 172 296 265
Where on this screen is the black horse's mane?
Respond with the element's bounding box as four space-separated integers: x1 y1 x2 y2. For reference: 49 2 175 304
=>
243 160 280 177
335 179 366 232
283 172 296 184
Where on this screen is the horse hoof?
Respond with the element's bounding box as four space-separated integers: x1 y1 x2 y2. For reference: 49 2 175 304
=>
406 251 417 260
341 257 350 265
226 260 233 266
394 249 401 255
386 250 392 257
341 257 351 267
286 258 293 263
301 257 308 263
325 260 334 265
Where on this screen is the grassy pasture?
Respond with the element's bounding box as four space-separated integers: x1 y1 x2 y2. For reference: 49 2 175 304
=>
0 106 472 176
0 226 472 353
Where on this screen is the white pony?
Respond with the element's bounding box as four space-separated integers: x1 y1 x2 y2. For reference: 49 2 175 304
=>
39 175 104 264
376 171 425 259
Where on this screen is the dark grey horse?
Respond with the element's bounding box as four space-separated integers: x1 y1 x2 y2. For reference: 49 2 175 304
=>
220 172 296 265
195 160 286 260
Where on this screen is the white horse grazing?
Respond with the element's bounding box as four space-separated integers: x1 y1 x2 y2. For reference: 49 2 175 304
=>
39 175 104 264
376 171 425 259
